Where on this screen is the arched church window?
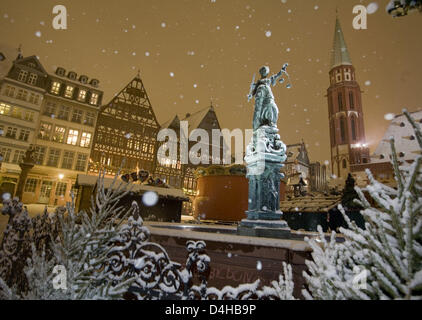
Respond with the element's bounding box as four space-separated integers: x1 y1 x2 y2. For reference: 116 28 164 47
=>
351 117 357 141
340 117 346 143
349 92 355 109
342 159 347 169
338 93 343 111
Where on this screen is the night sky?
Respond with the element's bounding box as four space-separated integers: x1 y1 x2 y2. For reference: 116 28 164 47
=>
1 0 421 170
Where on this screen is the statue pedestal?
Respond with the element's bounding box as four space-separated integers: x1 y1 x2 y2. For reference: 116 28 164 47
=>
238 219 291 239
237 126 291 239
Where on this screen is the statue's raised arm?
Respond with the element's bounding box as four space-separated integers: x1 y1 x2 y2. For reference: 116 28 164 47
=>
270 63 291 88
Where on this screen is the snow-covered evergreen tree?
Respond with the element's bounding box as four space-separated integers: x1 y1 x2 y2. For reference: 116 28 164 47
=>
303 110 422 300
0 170 137 300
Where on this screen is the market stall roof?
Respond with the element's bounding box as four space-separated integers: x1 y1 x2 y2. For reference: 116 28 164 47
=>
76 174 189 201
280 195 341 213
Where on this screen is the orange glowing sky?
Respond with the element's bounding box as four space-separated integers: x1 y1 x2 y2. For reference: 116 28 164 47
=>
1 0 421 169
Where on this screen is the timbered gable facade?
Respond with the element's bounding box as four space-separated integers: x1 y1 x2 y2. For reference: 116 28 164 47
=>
89 75 160 175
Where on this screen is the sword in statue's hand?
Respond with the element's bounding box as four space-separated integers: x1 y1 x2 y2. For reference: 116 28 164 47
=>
247 73 256 103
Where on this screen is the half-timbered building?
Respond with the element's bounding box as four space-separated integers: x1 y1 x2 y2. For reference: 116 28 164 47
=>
89 74 160 176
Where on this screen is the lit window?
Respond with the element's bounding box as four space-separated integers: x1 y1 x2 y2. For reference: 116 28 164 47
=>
11 107 23 119
28 73 38 85
18 70 28 82
0 103 11 115
52 126 66 143
64 86 74 98
71 109 83 123
90 93 99 105
66 129 79 145
51 82 61 94
80 132 92 148
78 89 87 102
38 122 52 140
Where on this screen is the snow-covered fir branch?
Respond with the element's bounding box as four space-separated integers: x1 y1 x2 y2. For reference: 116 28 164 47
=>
303 110 422 300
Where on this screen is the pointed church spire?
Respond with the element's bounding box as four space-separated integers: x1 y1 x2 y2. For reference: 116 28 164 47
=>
330 17 352 69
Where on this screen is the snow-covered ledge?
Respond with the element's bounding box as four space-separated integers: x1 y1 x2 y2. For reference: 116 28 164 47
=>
144 221 312 252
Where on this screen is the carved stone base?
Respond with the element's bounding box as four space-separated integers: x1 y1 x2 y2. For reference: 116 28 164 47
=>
237 219 291 240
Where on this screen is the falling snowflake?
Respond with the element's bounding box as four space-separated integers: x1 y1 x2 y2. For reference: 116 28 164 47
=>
365 80 371 86
2 193 11 201
170 72 175 77
142 191 159 207
384 113 395 121
161 22 166 28
145 51 150 56
367 2 379 14
265 30 272 38
124 133 132 139
35 31 42 37
256 261 263 271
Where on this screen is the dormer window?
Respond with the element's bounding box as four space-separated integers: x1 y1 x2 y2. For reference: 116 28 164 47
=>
18 70 28 82
79 75 88 84
90 79 99 87
78 89 87 102
68 72 77 80
65 86 74 98
90 93 99 105
28 73 38 85
56 67 66 76
51 82 61 94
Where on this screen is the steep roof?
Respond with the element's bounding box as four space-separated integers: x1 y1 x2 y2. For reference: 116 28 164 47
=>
286 142 310 166
330 17 352 69
182 106 219 130
371 110 422 165
100 74 160 128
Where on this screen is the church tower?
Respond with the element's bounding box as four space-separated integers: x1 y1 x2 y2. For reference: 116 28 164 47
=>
327 17 370 179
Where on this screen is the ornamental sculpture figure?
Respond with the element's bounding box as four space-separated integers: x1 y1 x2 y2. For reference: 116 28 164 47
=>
247 64 291 130
238 64 291 239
